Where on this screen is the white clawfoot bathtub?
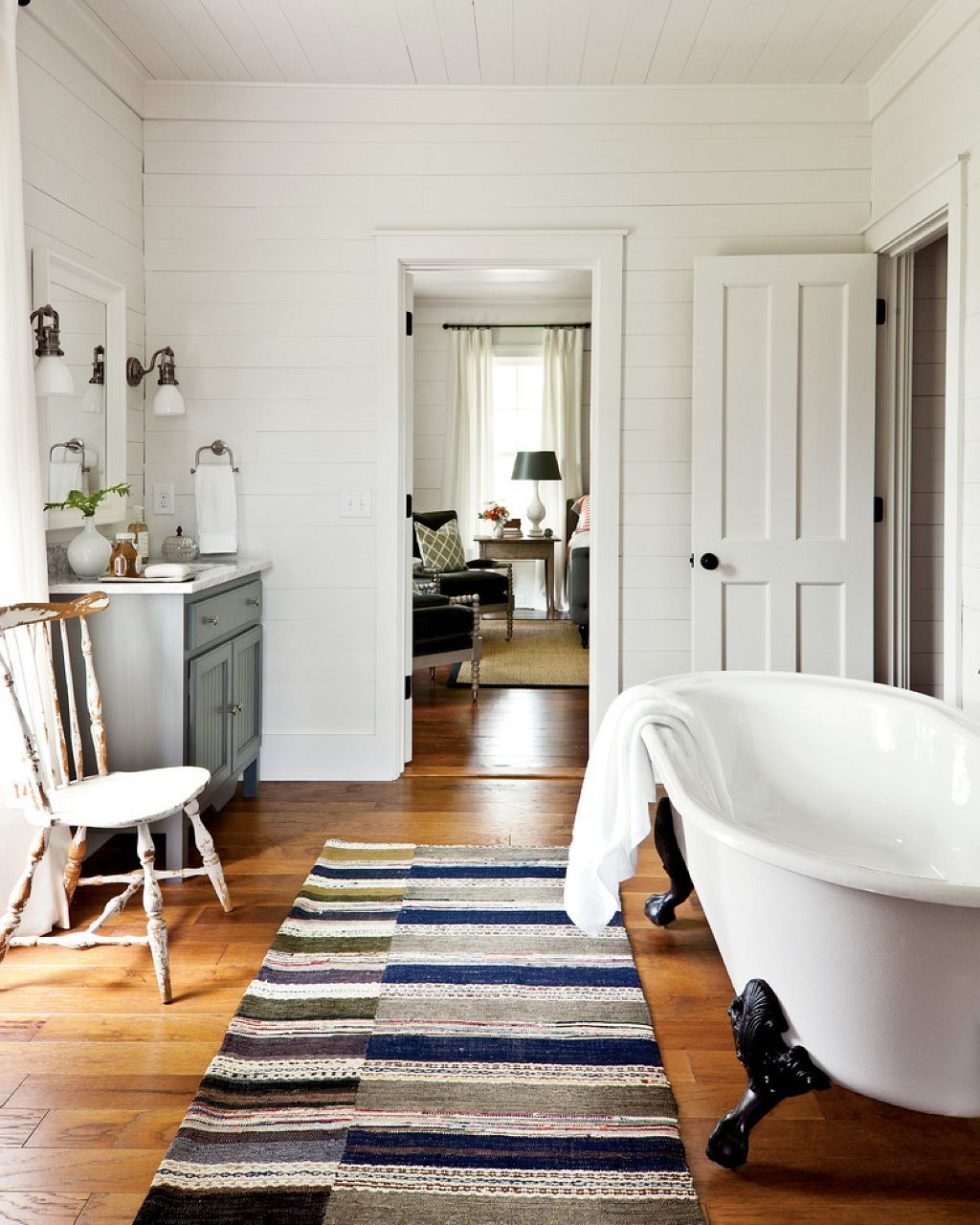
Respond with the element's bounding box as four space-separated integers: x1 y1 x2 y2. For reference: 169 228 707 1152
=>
641 672 980 1119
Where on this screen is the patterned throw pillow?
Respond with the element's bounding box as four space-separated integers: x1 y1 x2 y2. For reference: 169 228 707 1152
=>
572 494 592 534
415 519 466 573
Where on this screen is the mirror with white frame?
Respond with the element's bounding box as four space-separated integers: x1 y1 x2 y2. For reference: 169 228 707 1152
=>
33 249 127 530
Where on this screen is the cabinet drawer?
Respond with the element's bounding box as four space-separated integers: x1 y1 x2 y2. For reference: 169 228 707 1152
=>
187 580 262 650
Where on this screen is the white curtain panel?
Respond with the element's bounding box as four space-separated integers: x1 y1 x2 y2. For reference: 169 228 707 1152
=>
443 327 495 560
540 326 585 611
0 1 70 936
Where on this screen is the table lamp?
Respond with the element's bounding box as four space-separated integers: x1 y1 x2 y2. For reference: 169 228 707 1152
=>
511 450 561 537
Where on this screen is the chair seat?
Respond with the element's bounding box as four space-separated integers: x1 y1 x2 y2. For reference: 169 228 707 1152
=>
413 596 474 656
438 569 508 602
35 767 211 829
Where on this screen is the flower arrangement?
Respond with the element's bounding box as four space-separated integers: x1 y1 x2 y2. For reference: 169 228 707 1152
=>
477 501 509 523
44 482 131 518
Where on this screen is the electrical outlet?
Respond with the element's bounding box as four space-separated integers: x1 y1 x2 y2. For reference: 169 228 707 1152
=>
153 482 174 515
340 490 372 518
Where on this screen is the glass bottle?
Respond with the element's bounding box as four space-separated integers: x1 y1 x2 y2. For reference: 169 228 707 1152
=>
109 532 140 578
128 505 150 564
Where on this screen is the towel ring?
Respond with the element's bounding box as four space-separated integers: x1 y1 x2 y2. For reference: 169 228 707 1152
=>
191 439 239 474
49 437 92 474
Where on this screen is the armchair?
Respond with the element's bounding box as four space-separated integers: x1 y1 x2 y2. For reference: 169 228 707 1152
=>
413 592 481 701
412 509 514 640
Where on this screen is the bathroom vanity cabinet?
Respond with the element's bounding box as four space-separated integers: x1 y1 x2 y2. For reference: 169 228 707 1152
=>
50 560 270 869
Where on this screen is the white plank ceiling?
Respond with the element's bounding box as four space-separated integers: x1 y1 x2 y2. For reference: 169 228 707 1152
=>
74 0 940 86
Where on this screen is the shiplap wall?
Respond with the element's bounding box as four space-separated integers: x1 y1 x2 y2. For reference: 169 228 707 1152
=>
412 300 592 512
142 82 870 779
17 15 145 509
871 3 980 717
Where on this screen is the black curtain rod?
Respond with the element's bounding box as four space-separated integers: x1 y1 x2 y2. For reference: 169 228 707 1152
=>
441 322 590 330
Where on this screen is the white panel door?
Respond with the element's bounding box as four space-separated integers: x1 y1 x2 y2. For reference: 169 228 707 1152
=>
692 255 877 678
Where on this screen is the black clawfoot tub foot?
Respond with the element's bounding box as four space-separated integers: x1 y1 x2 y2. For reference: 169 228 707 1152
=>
644 796 694 927
707 978 831 1169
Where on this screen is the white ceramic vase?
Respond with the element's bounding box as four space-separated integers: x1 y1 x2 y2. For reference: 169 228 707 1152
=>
67 517 112 579
492 520 505 538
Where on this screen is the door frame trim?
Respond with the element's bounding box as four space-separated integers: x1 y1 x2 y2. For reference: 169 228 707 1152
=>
375 230 625 777
866 158 966 704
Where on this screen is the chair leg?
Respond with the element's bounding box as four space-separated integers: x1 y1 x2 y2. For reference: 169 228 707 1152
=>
186 800 232 913
63 826 88 904
0 828 50 965
472 654 480 702
137 823 172 1003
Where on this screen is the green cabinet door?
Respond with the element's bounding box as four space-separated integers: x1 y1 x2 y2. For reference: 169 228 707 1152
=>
231 625 262 776
188 640 233 792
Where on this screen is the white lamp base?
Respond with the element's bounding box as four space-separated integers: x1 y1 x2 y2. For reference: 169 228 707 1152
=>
525 480 545 537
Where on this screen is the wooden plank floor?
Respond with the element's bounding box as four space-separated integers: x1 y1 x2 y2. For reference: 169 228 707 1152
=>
0 672 976 1223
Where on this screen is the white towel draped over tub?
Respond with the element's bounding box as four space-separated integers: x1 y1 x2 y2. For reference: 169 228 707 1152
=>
563 683 734 937
195 464 238 555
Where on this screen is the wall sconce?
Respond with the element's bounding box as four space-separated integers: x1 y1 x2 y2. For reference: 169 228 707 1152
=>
127 346 186 416
82 344 104 414
31 304 75 397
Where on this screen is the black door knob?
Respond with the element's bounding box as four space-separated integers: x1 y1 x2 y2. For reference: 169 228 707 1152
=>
699 552 720 571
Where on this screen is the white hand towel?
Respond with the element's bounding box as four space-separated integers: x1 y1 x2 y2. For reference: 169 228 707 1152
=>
195 464 238 554
563 683 733 937
47 459 83 503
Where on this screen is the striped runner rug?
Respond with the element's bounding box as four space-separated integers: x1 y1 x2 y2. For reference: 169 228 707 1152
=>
135 841 703 1224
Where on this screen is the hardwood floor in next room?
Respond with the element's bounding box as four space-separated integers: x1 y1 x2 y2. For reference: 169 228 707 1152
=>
0 680 975 1223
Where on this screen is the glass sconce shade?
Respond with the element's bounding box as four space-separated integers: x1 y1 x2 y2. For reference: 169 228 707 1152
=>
31 304 75 397
152 383 186 416
35 354 75 396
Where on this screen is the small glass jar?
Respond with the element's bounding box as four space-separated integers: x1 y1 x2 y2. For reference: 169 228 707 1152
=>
109 532 140 578
161 525 199 562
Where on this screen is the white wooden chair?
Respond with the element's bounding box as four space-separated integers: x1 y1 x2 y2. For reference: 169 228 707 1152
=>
0 592 232 1003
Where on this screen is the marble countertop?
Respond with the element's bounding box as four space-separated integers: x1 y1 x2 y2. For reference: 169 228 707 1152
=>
49 557 271 597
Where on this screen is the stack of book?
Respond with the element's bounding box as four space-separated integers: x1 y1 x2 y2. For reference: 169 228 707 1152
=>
501 519 522 538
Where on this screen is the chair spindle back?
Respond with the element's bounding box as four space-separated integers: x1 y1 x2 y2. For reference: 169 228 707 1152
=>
0 594 110 814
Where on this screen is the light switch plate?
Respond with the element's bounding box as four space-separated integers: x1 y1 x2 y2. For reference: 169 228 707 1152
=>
341 490 372 518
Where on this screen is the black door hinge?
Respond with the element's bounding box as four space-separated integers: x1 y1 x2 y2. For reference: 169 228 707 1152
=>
406 310 413 336
404 675 412 700
876 298 886 326
406 493 413 517
874 496 884 523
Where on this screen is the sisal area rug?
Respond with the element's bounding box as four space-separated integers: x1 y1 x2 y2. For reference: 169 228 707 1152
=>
451 619 589 689
135 841 702 1225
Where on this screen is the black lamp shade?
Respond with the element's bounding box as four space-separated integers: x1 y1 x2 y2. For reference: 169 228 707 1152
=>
511 450 562 481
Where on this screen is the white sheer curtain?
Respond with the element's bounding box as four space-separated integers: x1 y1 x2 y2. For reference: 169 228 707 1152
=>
443 327 495 560
541 326 585 610
0 0 69 935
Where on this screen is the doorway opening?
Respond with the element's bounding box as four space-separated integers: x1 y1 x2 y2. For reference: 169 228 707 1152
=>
873 204 962 704
375 229 625 781
406 268 592 774
906 234 948 698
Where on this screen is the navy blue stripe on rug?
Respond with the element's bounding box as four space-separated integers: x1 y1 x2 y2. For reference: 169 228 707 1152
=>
383 963 641 987
341 1129 689 1171
408 864 567 879
365 1035 661 1066
398 908 623 927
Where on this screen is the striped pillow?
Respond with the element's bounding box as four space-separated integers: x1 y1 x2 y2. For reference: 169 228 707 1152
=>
415 519 466 573
572 494 591 534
